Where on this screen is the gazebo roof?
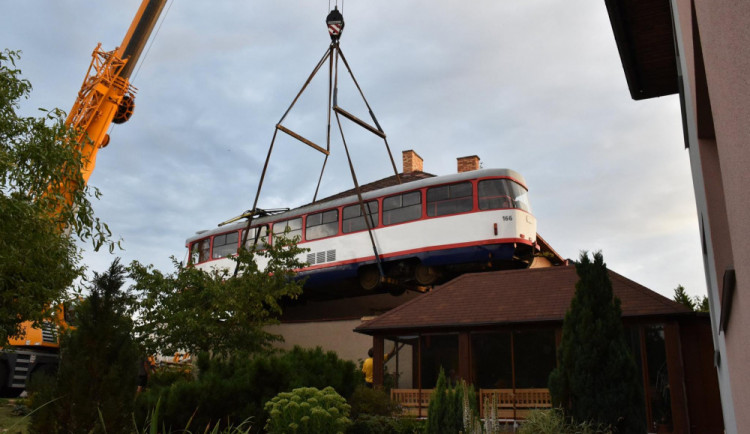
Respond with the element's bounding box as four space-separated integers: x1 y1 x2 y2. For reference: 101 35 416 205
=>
355 264 692 335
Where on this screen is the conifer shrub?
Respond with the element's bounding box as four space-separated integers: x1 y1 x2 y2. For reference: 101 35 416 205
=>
548 252 646 433
425 369 480 434
264 386 352 434
28 259 141 434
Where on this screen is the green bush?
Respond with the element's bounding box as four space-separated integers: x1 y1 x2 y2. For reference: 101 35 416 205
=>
425 369 480 434
347 415 425 434
518 409 613 434
136 346 361 432
264 386 351 434
549 252 645 433
348 386 400 419
29 259 141 434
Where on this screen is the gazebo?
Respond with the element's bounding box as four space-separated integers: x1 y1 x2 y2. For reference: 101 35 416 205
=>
354 265 722 433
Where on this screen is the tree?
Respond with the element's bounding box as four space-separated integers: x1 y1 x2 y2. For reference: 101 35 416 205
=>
0 49 112 346
673 284 710 313
129 234 306 358
29 259 141 434
695 295 709 312
673 285 695 311
549 252 645 433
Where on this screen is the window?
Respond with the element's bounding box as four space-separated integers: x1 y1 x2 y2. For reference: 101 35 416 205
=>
306 209 339 240
383 191 422 225
190 238 210 264
342 201 378 233
478 179 532 213
243 225 269 249
426 182 473 217
212 231 239 259
273 218 302 241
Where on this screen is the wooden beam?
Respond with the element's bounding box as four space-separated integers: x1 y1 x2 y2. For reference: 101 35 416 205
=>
373 336 385 390
664 323 690 433
277 124 330 156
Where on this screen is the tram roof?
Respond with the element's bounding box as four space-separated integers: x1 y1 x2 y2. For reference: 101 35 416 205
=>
187 168 528 242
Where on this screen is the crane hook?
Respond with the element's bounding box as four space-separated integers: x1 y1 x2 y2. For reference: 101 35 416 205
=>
326 7 344 42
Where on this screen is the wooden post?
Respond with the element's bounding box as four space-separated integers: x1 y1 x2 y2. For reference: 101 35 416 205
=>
458 331 472 382
638 326 653 430
664 322 690 433
373 336 385 389
418 334 423 418
511 331 517 421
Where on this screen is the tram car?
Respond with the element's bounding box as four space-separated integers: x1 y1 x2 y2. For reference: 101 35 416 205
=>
186 168 537 296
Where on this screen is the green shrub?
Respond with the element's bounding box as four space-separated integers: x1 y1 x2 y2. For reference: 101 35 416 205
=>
347 414 425 434
29 259 141 434
518 408 613 434
549 252 645 433
264 386 351 434
425 369 480 434
136 346 360 432
348 386 400 419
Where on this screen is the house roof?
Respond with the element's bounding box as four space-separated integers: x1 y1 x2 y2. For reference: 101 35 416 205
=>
604 0 678 100
355 264 691 334
313 170 436 204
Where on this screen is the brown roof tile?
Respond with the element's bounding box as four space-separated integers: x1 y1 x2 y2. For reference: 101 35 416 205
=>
355 265 691 334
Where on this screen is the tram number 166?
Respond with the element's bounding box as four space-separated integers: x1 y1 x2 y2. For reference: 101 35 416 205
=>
502 216 513 222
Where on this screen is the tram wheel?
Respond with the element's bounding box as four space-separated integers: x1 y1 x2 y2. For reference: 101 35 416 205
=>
358 266 380 291
414 264 440 286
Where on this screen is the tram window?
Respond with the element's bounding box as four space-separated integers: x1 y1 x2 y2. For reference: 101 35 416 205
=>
478 179 532 213
383 191 422 225
273 218 302 241
190 238 210 264
243 226 270 249
212 231 239 259
343 201 378 233
306 209 339 240
426 182 473 217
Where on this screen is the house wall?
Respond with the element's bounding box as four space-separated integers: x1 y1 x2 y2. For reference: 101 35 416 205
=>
270 292 422 388
268 320 412 388
670 0 750 432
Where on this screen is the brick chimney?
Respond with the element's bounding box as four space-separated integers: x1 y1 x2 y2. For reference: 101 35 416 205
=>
402 150 424 173
457 155 480 173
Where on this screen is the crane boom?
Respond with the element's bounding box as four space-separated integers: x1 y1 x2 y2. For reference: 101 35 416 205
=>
65 0 167 187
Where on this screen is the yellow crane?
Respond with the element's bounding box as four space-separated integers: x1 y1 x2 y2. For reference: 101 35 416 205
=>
1 0 168 397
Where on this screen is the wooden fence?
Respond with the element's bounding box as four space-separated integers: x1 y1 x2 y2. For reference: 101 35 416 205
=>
390 388 551 419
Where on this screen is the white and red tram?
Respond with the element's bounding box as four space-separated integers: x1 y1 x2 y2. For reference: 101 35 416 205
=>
186 168 537 294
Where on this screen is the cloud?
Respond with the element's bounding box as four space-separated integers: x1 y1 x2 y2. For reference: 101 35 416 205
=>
1 0 707 299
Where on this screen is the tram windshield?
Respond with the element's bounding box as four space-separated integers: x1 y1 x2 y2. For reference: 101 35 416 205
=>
477 179 532 213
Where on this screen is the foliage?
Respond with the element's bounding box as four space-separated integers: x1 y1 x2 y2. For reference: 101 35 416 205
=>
346 414 425 434
29 259 141 434
348 386 400 419
136 346 360 432
548 252 645 433
518 409 613 434
0 49 112 347
695 294 709 312
425 369 479 434
673 285 709 312
264 386 351 434
673 285 695 310
129 235 306 358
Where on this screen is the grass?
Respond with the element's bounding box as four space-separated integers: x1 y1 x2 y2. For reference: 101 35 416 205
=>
0 399 30 434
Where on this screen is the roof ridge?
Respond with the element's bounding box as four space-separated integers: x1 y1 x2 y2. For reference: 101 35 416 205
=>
608 269 691 312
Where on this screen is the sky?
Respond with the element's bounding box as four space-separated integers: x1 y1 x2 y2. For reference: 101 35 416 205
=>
2 0 707 300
